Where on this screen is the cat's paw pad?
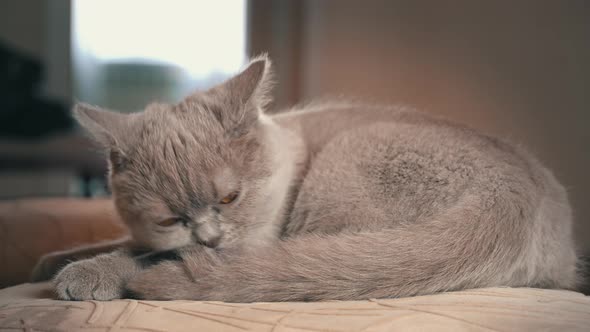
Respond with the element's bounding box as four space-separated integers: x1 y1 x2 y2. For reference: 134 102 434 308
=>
54 259 124 301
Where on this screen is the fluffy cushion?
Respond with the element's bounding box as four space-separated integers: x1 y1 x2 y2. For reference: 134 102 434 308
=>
0 283 589 331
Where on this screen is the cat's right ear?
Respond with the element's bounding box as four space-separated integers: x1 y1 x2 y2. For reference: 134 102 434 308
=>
74 103 130 171
73 103 129 148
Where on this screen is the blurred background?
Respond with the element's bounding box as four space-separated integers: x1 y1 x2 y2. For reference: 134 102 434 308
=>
0 1 588 253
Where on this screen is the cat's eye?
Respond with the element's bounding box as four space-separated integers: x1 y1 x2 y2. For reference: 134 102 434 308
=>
219 191 239 204
157 218 182 227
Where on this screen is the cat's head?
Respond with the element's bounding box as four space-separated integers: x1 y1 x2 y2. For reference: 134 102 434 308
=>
74 56 288 251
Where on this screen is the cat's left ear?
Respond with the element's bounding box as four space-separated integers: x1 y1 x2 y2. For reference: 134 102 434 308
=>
192 55 273 135
222 54 273 108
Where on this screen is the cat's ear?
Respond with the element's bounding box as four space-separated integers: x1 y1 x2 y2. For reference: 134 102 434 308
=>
191 55 273 135
73 103 130 147
73 103 130 171
221 54 273 109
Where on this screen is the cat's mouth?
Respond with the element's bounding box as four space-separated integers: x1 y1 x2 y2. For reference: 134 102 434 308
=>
190 219 224 248
195 237 221 249
192 230 223 249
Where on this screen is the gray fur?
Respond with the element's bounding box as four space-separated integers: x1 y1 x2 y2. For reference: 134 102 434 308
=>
52 55 579 301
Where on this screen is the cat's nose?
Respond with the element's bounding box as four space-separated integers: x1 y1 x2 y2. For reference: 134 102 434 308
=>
194 222 222 248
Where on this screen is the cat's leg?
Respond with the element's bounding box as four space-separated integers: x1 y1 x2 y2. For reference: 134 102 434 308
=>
123 246 224 300
31 236 133 282
54 245 211 300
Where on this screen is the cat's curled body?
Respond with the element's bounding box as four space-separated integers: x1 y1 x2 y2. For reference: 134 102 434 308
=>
49 56 579 302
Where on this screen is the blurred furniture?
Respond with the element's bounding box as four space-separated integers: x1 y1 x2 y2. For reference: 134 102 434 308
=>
0 198 127 288
76 62 194 113
0 41 72 139
0 41 106 199
0 133 108 199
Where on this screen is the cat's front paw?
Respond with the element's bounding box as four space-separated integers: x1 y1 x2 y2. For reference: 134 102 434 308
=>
54 252 138 301
54 259 122 300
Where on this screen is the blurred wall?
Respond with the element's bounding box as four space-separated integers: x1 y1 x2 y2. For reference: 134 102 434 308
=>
299 1 590 251
0 0 71 102
0 0 45 57
248 0 303 109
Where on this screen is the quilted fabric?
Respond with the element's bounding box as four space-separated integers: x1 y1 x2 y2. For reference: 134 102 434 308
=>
1 282 589 331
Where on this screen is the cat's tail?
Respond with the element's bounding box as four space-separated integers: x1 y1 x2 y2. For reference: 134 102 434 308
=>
126 193 578 301
217 224 527 302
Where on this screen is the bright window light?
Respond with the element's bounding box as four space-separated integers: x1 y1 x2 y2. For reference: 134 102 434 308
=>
72 0 246 77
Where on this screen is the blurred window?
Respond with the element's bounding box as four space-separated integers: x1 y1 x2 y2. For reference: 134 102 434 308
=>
72 0 246 112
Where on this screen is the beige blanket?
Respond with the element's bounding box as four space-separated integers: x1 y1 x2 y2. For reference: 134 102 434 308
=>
1 283 589 331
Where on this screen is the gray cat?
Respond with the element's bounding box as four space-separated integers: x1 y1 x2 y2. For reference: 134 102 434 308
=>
36 56 580 301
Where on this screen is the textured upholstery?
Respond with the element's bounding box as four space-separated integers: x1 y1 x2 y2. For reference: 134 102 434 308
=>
1 283 589 331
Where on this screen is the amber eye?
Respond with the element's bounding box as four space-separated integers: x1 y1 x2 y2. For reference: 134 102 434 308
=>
157 218 182 227
219 191 239 204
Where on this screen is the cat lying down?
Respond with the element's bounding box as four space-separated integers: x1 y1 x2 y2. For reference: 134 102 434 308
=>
33 55 580 302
